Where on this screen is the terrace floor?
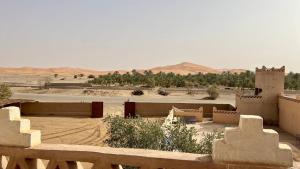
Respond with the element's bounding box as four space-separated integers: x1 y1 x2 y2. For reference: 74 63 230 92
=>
27 116 107 146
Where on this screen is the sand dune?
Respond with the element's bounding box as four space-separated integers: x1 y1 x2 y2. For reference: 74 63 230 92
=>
0 62 245 75
150 62 221 74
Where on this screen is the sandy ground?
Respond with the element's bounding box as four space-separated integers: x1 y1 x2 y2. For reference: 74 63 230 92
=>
27 116 107 146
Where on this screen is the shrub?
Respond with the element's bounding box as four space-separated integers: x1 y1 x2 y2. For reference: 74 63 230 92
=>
157 88 169 96
74 75 78 79
0 84 12 100
131 89 144 96
88 74 95 79
206 85 219 100
104 116 223 154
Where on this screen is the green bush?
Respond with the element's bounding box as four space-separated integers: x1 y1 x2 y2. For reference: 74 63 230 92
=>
0 84 12 100
206 85 219 100
157 88 169 96
104 116 223 154
131 89 144 96
88 74 95 79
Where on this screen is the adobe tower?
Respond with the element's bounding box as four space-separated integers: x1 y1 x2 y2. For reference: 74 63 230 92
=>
254 66 285 124
236 66 285 124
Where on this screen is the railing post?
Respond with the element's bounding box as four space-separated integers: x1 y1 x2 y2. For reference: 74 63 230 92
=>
47 160 83 169
0 106 44 169
0 156 7 169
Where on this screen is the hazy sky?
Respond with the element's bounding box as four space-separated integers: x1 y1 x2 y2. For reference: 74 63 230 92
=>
0 1 299 72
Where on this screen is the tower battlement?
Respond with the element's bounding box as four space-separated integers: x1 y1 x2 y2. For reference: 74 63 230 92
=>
255 66 285 73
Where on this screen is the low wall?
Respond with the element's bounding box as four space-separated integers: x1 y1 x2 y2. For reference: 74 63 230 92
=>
173 107 203 122
20 102 103 117
212 107 240 124
128 102 234 118
236 95 263 116
279 96 300 136
236 94 279 125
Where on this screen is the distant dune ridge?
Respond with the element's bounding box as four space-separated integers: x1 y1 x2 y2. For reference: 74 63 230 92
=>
0 62 246 75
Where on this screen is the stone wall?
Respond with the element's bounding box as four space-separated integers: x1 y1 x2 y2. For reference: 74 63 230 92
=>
279 95 300 136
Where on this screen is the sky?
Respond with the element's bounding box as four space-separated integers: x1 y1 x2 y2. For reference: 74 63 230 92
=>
0 0 299 72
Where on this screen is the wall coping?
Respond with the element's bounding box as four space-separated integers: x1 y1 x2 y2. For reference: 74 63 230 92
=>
0 144 292 169
255 66 285 73
279 95 300 103
213 110 239 114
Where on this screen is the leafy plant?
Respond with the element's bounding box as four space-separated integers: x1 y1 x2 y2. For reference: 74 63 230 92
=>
104 116 223 154
0 84 12 100
131 89 144 96
88 74 95 79
157 88 169 96
206 85 219 100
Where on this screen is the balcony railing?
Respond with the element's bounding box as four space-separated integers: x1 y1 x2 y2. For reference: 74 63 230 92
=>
0 144 215 169
0 106 294 169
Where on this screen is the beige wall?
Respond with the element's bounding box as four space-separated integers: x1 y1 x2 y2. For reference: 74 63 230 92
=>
279 96 300 136
249 67 285 125
236 95 279 125
213 110 239 124
21 102 92 117
135 103 233 117
173 108 203 122
255 67 285 103
213 115 292 167
236 96 263 116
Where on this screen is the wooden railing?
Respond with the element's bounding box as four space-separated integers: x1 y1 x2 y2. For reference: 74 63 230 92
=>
0 144 218 169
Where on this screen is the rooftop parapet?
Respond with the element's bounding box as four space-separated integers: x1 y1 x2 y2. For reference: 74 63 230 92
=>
213 115 292 167
0 107 294 168
0 106 41 147
255 66 285 73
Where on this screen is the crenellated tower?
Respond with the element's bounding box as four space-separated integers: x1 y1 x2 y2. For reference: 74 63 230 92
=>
236 66 285 124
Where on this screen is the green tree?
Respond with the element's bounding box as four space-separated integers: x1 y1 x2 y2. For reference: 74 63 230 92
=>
105 116 223 154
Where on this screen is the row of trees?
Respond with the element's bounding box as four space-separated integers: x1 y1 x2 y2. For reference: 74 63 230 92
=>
89 70 300 90
89 70 256 88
